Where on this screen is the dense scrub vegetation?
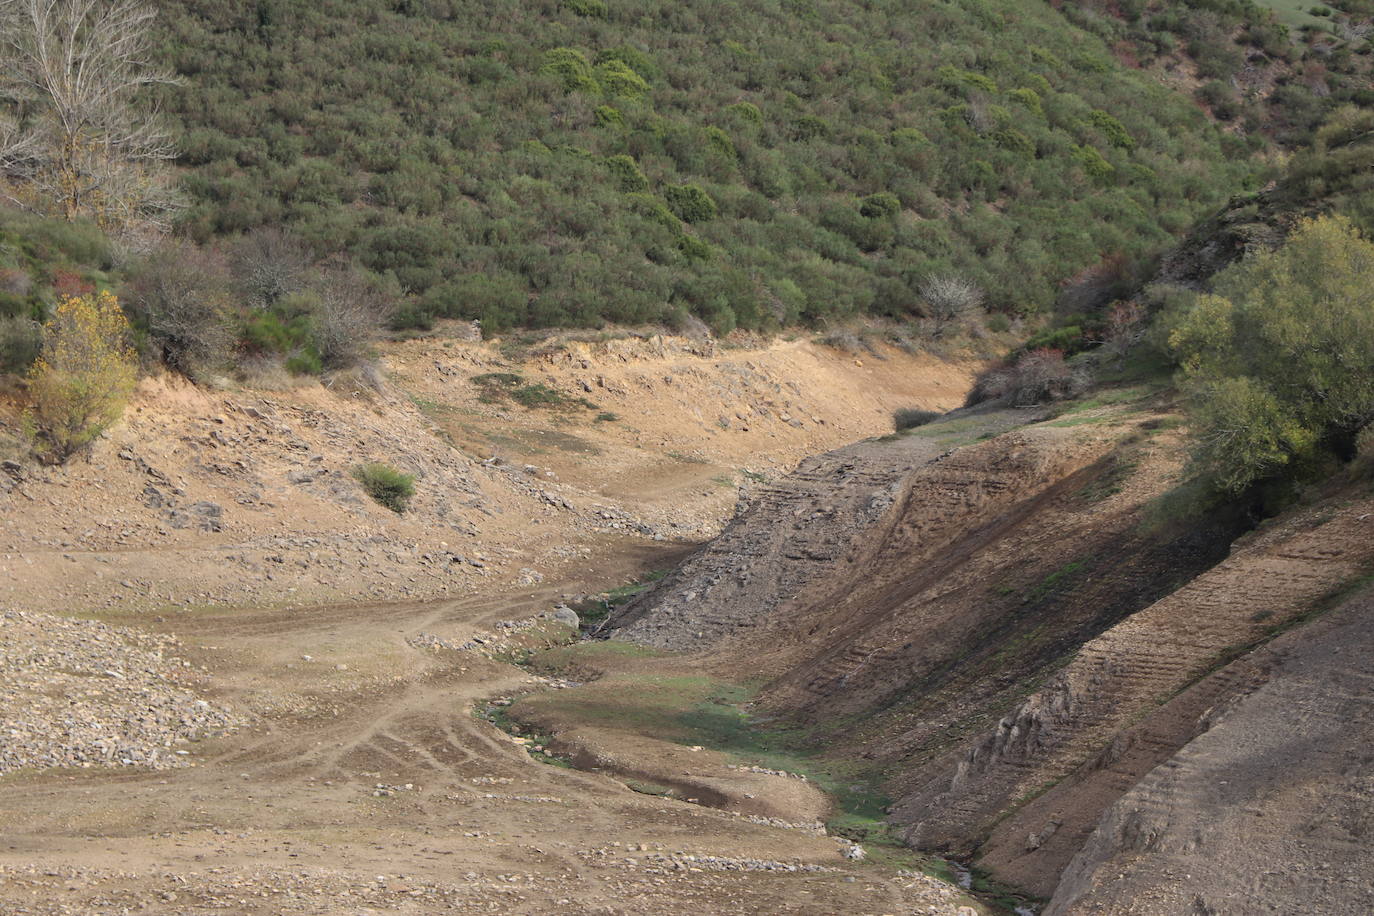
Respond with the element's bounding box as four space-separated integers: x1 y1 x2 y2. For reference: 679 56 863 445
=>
1059 0 1373 148
972 112 1374 501
1164 215 1374 493
147 0 1261 334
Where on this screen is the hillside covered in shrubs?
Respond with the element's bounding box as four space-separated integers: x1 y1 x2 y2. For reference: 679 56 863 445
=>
149 0 1268 334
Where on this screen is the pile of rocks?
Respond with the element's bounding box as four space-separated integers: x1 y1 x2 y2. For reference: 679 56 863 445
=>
579 847 829 874
725 763 809 780
455 609 578 655
405 631 461 652
0 610 238 772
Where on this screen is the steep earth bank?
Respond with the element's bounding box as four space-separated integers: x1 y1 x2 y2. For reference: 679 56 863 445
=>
607 392 1374 910
1046 582 1374 915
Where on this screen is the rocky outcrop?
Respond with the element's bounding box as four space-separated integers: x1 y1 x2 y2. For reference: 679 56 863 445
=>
606 406 1042 651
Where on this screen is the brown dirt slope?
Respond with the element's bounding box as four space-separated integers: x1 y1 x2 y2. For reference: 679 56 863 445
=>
0 332 972 617
895 487 1374 891
608 392 1374 901
1047 581 1374 915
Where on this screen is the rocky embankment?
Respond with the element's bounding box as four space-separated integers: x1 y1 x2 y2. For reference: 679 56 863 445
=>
1048 582 1374 915
898 489 1374 897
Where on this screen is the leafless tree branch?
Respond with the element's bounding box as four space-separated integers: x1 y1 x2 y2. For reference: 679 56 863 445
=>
0 0 181 238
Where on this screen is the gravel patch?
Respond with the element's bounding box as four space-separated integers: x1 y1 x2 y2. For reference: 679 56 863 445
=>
0 610 238 772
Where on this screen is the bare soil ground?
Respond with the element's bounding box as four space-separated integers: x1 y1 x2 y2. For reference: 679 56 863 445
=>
0 332 988 914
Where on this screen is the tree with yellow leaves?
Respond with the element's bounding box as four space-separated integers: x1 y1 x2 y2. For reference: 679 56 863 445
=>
24 290 136 463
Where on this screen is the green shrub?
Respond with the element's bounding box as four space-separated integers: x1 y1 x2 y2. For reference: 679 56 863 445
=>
1088 110 1136 151
677 234 714 261
284 350 323 375
724 101 763 126
245 287 321 337
540 48 599 93
938 65 998 94
352 462 416 513
792 115 829 140
1008 88 1044 118
604 154 649 192
596 59 649 98
704 126 736 159
1024 324 1085 354
388 303 435 331
593 45 659 82
1167 216 1374 493
1072 144 1114 180
994 127 1036 158
561 0 607 17
664 184 718 223
859 192 901 219
627 192 680 230
594 105 624 127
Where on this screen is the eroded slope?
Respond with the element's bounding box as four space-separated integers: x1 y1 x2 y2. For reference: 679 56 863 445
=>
607 394 1374 902
1048 582 1374 915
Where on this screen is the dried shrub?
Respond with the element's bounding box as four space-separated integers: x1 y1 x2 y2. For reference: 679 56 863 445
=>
894 407 942 430
124 241 233 377
918 274 984 332
966 348 1089 406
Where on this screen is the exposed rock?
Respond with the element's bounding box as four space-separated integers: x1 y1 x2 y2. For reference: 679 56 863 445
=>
0 610 239 773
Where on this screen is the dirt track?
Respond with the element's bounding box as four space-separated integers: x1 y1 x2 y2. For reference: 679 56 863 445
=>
0 539 977 914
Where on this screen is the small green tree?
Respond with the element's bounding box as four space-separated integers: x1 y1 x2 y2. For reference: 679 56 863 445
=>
1168 216 1374 492
25 290 137 463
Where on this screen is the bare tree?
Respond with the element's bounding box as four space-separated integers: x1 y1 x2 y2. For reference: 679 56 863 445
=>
230 228 312 309
313 265 394 371
124 240 233 376
1094 300 1146 365
0 0 180 240
918 273 984 334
